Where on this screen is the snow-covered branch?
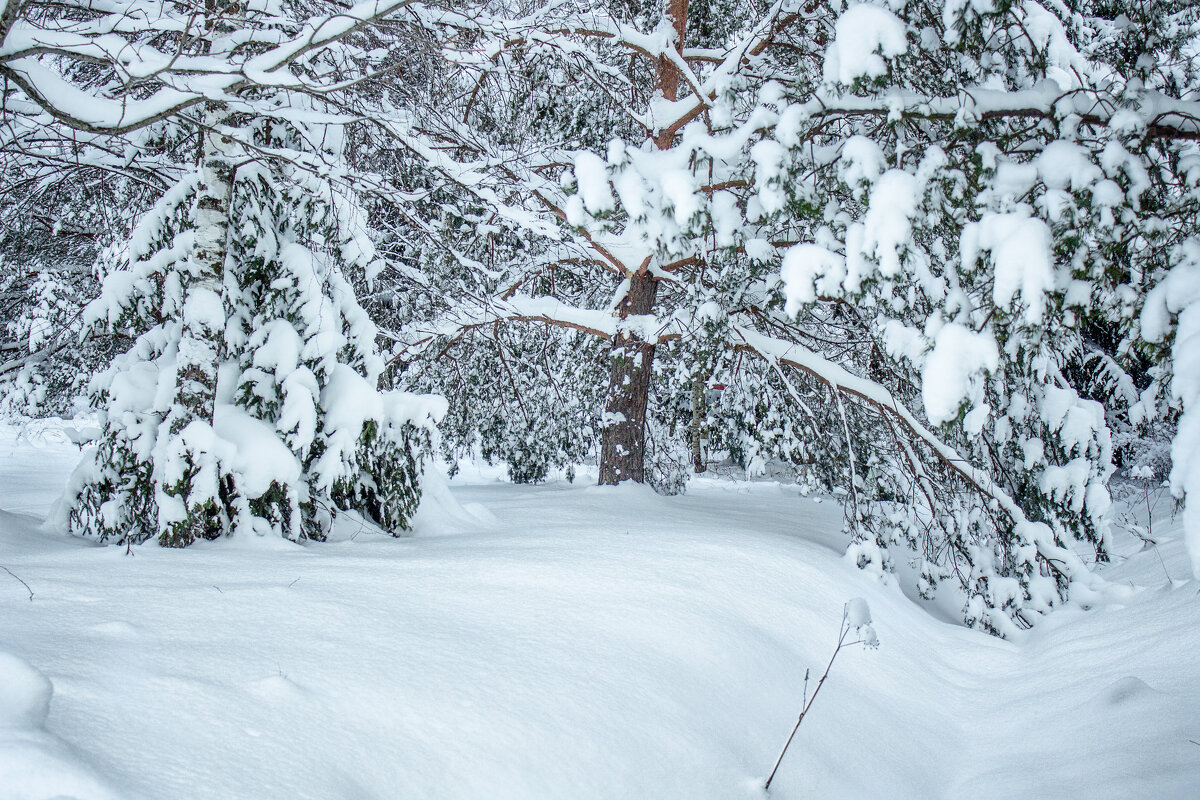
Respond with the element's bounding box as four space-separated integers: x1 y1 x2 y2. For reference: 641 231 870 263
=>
730 324 1112 626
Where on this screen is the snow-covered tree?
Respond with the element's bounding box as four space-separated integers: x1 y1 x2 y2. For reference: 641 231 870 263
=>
375 0 1200 631
0 118 182 415
587 0 1200 631
378 0 790 487
1 0 451 544
66 112 443 546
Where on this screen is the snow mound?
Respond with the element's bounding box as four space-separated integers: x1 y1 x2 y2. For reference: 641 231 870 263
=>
0 650 118 800
410 465 497 535
0 651 51 729
1103 675 1156 706
88 621 139 638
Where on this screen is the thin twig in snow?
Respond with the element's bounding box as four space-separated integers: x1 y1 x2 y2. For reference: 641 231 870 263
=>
1 565 34 600
765 606 872 792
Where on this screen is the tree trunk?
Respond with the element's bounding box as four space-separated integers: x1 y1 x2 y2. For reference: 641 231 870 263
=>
160 103 234 547
174 1 234 434
174 107 233 430
596 0 687 486
598 271 659 485
175 4 234 430
690 374 706 473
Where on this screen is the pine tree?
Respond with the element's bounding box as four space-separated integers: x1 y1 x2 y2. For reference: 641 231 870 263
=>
64 112 441 546
377 0 1200 630
592 0 1200 630
3 0 449 545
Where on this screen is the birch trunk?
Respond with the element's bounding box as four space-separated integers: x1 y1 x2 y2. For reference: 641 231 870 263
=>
160 103 234 546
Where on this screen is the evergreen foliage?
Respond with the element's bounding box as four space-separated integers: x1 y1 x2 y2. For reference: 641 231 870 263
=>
4 0 1200 633
65 117 441 546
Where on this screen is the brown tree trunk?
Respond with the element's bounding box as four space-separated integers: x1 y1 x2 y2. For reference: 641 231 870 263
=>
597 0 688 486
598 272 659 484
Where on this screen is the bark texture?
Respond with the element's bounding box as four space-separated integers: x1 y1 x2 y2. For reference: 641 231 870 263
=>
174 111 233 431
160 104 234 547
597 0 687 485
690 374 707 473
598 272 659 485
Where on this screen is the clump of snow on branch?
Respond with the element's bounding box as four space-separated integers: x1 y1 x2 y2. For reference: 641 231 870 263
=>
572 151 615 216
961 214 1056 324
822 4 908 85
921 323 999 426
846 597 879 648
1142 241 1200 577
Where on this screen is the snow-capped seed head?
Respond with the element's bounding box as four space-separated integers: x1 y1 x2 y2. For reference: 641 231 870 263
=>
846 597 872 628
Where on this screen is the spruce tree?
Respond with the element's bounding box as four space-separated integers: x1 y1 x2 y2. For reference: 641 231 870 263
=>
65 114 442 546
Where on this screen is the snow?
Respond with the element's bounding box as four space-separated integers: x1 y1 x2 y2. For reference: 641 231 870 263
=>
1 423 1199 799
1036 141 1103 192
744 238 776 264
839 135 886 195
854 169 919 282
961 213 1056 324
778 158 927 311
3 59 206 133
211 405 303 496
0 651 51 729
1142 242 1200 577
750 140 787 215
0 644 118 800
1175 296 1200 577
781 244 844 311
572 151 614 215
844 598 879 648
822 4 908 86
921 322 999 426
845 597 871 628
660 169 701 227
710 190 740 247
182 287 224 333
1019 2 1089 86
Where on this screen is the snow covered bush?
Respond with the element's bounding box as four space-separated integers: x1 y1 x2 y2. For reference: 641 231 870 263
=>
0 0 454 544
65 117 443 546
0 265 90 416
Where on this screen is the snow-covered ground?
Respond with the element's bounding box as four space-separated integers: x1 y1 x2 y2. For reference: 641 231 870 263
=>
1 422 1198 800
